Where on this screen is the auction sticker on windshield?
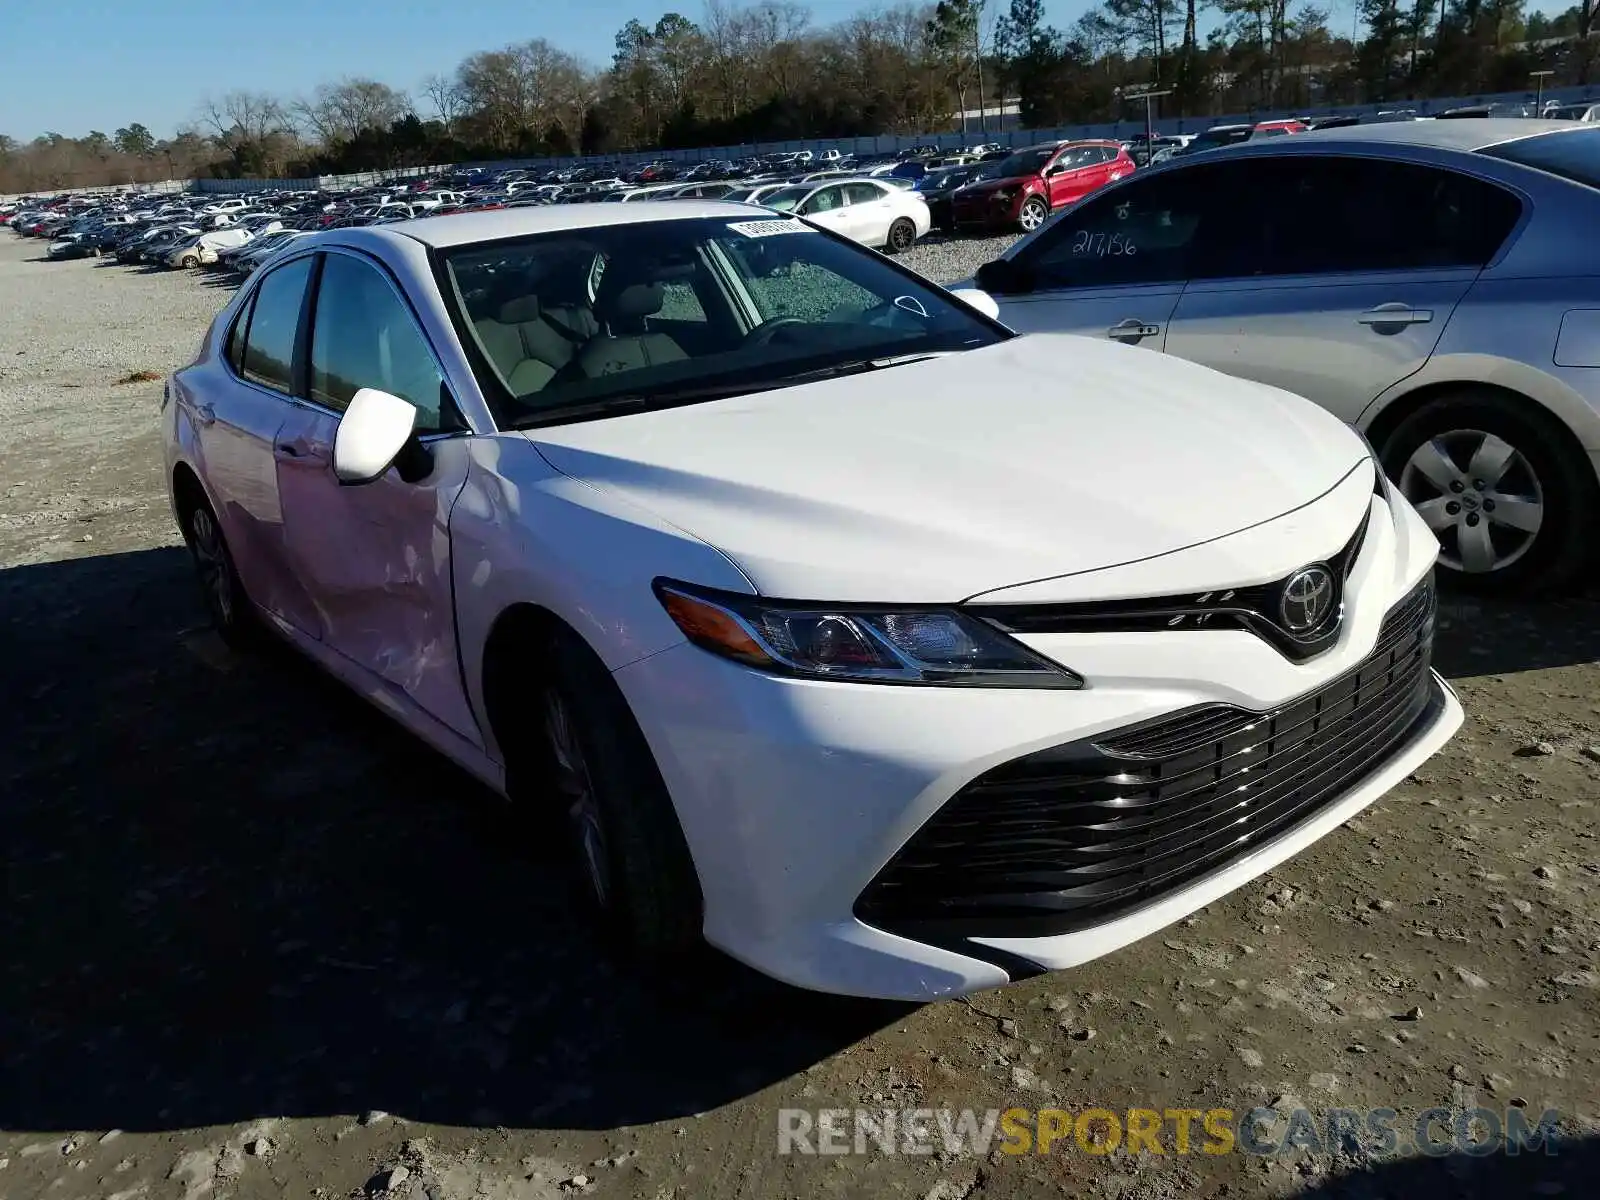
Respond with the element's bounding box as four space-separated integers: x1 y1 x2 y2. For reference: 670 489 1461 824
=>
727 218 814 237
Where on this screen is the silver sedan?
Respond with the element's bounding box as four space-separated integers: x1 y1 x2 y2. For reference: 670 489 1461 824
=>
974 119 1600 595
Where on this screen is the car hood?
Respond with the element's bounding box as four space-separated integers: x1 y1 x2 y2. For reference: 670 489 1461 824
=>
958 174 1031 192
525 335 1368 602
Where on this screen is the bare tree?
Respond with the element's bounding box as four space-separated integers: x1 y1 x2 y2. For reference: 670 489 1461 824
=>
422 73 465 128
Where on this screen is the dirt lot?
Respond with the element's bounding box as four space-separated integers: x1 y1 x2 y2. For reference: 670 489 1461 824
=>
2 232 1598 1200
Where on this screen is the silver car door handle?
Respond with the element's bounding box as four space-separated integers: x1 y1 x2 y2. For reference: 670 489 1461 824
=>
1357 306 1433 326
1108 318 1160 342
192 403 215 427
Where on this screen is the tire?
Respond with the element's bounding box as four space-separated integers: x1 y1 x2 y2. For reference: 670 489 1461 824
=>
1018 196 1049 232
528 626 703 959
1379 388 1597 596
179 491 260 648
179 254 199 269
885 218 916 254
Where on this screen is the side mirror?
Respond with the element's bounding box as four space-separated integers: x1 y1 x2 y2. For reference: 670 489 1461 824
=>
333 387 418 485
947 287 1002 321
974 258 1033 296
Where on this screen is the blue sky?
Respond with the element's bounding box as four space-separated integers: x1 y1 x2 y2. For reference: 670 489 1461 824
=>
1 0 1153 137
0 0 1548 140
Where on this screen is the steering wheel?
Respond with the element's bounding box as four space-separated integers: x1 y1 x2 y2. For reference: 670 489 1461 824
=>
743 317 809 346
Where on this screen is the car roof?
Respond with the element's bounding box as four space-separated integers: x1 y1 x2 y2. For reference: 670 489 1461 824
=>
379 199 778 247
1282 117 1577 152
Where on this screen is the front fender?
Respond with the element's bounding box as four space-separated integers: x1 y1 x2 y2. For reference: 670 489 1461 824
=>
450 434 753 766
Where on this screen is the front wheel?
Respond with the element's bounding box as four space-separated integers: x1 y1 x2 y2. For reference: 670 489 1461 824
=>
1381 390 1596 595
1017 196 1049 232
534 628 703 959
885 217 916 254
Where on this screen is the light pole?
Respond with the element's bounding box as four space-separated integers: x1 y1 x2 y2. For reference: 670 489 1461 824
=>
1119 85 1174 162
1531 69 1555 113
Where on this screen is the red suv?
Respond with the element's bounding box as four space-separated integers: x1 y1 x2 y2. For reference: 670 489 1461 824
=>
951 140 1134 233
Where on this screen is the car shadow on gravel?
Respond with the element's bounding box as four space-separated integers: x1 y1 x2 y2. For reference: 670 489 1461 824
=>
1297 1131 1593 1199
0 547 908 1137
1432 588 1600 679
5 550 1598 1140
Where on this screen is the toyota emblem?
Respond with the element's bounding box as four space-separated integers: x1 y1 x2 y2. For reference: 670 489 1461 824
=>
1280 565 1335 635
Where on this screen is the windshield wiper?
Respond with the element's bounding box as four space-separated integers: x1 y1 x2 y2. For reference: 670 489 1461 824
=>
510 352 954 429
772 351 954 385
511 380 776 428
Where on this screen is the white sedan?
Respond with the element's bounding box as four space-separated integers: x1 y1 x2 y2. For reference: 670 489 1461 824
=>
759 178 931 252
163 201 1460 1001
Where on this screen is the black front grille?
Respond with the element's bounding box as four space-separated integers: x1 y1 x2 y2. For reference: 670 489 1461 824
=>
855 575 1440 940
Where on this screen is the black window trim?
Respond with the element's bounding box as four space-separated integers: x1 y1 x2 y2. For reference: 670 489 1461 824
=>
298 244 471 438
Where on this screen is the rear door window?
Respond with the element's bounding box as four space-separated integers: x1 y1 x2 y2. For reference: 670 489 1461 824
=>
1236 157 1523 277
240 255 313 394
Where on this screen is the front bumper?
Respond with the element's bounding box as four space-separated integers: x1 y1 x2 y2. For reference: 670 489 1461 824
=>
613 496 1462 1001
952 190 1024 229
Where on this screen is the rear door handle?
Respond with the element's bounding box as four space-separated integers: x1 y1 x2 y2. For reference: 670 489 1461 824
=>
192 403 215 427
1357 304 1433 327
1108 318 1161 343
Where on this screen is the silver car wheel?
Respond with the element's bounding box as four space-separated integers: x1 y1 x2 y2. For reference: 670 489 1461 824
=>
1018 199 1047 231
544 688 611 907
187 506 234 626
1399 428 1544 574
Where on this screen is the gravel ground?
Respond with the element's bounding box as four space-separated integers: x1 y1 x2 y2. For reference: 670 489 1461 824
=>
2 232 1599 1200
898 232 1019 288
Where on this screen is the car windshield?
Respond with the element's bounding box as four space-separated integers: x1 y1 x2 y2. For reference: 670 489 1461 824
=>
439 215 1009 429
1191 127 1251 149
1478 127 1600 189
991 147 1054 177
760 186 811 211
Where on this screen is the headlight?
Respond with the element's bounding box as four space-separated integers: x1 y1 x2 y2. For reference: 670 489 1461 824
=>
653 579 1083 688
992 187 1018 202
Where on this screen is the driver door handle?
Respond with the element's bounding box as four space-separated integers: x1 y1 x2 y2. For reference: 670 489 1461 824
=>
1357 304 1433 327
1108 318 1160 343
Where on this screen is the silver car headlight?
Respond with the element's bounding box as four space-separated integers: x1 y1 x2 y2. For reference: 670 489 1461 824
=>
654 579 1083 688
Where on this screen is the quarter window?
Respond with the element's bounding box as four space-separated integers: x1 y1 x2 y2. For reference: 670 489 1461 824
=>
844 183 884 205
308 253 455 431
240 255 313 394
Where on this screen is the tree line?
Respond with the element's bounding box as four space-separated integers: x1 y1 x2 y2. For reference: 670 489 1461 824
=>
2 0 1595 193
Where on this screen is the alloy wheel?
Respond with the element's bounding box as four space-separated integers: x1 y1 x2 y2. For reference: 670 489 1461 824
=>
1018 200 1047 231
1398 428 1544 574
889 220 914 252
544 687 612 907
188 505 234 626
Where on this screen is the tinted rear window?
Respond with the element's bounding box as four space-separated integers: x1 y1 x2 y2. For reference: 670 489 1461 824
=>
1478 127 1600 188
